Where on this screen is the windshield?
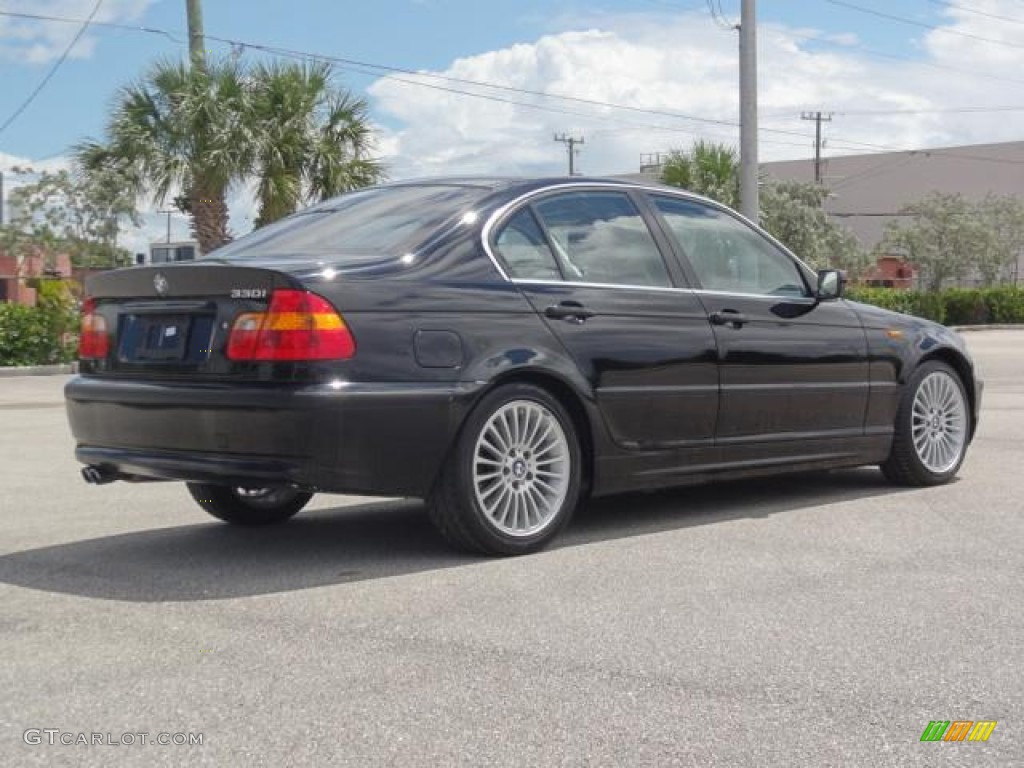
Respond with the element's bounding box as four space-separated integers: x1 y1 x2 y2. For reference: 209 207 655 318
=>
210 184 487 260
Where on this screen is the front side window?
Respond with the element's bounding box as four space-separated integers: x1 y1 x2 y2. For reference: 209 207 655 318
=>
531 192 673 288
652 196 808 297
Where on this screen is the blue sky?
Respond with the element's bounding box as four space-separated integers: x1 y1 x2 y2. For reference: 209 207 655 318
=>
2 0 1022 246
0 0 992 160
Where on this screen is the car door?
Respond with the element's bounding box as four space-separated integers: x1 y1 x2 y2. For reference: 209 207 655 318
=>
647 193 870 453
490 188 719 449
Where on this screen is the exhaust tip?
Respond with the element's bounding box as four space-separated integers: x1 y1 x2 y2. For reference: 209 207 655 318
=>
81 465 118 485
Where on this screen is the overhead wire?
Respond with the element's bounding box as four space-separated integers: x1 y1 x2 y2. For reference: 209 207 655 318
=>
2 7 1024 164
824 0 1024 51
923 0 1024 27
0 0 105 136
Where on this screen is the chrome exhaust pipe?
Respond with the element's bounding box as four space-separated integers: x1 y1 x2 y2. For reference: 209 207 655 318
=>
81 465 119 485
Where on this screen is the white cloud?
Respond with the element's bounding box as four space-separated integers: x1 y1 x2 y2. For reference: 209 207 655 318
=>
368 3 1024 179
0 0 152 63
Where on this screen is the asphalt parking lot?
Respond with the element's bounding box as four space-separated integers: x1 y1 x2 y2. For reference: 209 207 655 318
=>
1 329 1021 767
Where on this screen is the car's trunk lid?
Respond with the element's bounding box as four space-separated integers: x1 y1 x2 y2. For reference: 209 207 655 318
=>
83 263 322 380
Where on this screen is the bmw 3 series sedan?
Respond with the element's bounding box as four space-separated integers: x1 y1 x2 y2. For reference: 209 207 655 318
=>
65 177 982 555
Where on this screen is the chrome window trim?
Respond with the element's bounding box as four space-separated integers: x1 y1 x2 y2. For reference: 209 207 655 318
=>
510 278 690 294
481 181 819 292
692 288 818 303
510 277 822 303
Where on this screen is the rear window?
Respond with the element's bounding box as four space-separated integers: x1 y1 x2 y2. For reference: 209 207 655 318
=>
210 184 486 260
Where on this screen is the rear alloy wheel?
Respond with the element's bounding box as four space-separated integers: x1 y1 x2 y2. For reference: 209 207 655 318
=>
881 361 970 486
187 483 312 526
429 383 582 556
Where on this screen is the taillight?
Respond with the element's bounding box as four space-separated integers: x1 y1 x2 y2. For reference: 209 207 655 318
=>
79 298 109 359
226 289 355 361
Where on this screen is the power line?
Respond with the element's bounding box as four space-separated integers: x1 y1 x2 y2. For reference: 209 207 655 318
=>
769 26 1024 90
0 8 815 152
0 0 105 136
824 0 1024 51
0 7 815 141
0 9 183 44
705 0 737 30
3 7 1023 166
764 104 1024 119
837 104 1024 116
924 0 1024 27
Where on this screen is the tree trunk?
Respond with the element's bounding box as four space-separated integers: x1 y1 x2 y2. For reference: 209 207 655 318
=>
189 187 231 255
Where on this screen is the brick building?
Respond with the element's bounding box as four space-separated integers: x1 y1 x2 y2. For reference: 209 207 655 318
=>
0 248 73 306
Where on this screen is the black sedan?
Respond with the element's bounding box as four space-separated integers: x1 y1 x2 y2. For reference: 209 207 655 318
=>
66 177 982 555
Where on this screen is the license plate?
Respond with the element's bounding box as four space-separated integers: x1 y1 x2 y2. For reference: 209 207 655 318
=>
128 315 189 361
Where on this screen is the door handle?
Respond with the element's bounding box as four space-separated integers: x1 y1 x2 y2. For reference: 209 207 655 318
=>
545 301 595 323
709 309 748 328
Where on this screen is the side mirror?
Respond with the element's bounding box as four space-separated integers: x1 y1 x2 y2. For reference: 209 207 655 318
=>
816 269 845 300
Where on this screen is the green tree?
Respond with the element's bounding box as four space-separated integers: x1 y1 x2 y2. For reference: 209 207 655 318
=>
249 61 383 227
660 140 739 209
77 57 385 254
882 192 996 291
760 180 866 272
76 58 251 255
0 166 138 270
977 194 1024 286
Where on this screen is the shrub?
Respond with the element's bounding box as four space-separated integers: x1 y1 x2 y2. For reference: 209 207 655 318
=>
984 286 1024 324
0 303 59 365
942 289 989 325
0 281 79 366
847 286 1024 326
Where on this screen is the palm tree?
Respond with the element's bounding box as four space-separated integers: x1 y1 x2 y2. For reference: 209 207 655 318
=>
660 140 739 209
77 58 251 255
248 61 383 228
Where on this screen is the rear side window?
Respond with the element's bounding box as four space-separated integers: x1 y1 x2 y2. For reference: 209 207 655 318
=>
494 209 562 280
211 185 486 260
531 192 673 288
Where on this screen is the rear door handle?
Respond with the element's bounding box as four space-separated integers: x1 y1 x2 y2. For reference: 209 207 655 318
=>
709 309 748 328
545 301 595 323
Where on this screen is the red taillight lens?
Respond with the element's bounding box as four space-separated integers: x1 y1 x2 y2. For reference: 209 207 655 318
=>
226 289 355 361
79 298 109 359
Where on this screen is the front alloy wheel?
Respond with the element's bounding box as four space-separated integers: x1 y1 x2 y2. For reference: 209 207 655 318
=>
429 383 582 555
881 361 970 486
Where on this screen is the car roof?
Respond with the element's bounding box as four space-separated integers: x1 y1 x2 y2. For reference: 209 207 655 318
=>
374 175 677 193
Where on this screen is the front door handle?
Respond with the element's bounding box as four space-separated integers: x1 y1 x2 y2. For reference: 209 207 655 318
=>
545 301 595 323
709 309 749 328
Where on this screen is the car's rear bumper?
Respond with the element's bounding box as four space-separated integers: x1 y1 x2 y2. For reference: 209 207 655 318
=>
65 376 479 496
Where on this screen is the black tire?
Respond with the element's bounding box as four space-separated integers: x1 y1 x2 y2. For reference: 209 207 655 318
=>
428 383 583 556
186 483 312 526
880 360 970 487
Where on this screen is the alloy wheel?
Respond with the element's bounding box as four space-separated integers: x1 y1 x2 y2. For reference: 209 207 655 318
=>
911 371 967 474
471 400 571 537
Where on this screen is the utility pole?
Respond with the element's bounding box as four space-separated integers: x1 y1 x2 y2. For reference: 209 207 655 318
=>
801 111 833 184
738 0 759 223
158 209 176 243
554 133 584 176
186 0 206 72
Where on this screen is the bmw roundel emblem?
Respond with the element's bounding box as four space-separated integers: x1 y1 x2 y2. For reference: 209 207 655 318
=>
153 273 169 297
